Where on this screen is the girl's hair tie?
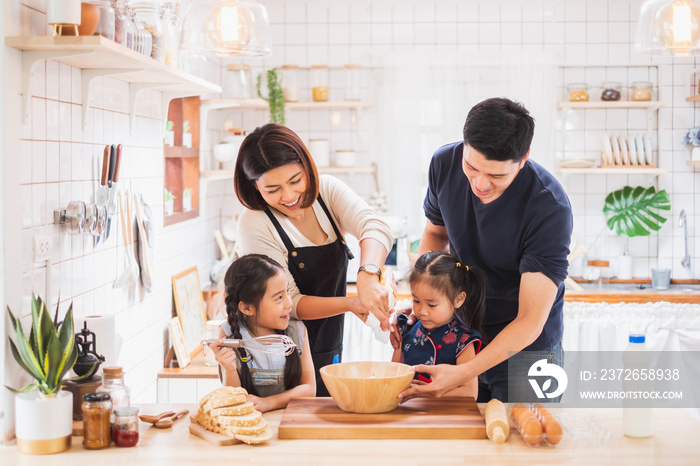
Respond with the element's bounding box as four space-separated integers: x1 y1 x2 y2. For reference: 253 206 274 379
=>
456 262 469 271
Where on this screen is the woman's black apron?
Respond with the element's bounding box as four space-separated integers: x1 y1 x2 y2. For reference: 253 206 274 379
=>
264 196 353 396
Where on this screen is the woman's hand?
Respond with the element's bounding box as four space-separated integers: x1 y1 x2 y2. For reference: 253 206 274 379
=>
398 364 469 402
389 300 414 349
347 296 369 323
355 272 390 330
247 395 273 413
208 340 237 374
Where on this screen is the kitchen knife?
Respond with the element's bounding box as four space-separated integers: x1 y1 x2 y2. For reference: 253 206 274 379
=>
104 144 118 241
95 145 111 245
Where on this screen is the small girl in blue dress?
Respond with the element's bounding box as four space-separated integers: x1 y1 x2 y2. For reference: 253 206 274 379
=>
392 251 486 398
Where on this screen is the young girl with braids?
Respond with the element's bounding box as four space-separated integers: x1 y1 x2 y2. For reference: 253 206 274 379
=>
209 254 315 412
392 251 486 398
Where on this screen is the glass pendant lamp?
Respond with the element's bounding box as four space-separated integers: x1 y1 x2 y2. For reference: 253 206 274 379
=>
635 0 700 55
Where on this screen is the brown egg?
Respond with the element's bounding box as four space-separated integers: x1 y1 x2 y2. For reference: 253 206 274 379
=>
510 402 526 418
544 418 563 445
78 3 100 36
521 416 543 445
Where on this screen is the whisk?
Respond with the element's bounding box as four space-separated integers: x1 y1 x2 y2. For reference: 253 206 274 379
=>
201 334 297 356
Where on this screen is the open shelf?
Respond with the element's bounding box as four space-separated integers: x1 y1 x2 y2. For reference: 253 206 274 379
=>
687 161 700 166
5 35 221 131
558 167 668 175
557 101 667 109
686 95 700 102
201 98 372 112
201 165 375 181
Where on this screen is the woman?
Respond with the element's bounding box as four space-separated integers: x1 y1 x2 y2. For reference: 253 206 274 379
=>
234 124 393 396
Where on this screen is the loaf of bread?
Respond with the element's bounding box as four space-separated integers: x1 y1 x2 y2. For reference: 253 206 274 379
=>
194 387 272 445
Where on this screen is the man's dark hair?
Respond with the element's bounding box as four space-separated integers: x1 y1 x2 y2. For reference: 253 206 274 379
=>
462 97 535 162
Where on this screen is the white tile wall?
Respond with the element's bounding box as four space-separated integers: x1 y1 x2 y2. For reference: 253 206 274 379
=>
8 0 700 405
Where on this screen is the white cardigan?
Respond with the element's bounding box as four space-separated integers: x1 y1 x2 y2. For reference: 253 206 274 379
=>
237 175 393 318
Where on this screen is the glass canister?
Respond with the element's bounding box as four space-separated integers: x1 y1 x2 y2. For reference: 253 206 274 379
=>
84 0 116 40
113 406 140 447
131 0 165 62
344 64 364 101
223 64 253 99
113 0 135 48
631 81 653 101
131 6 152 56
567 83 589 102
601 81 622 101
280 64 300 102
96 366 131 424
311 64 329 102
161 2 181 67
82 392 112 449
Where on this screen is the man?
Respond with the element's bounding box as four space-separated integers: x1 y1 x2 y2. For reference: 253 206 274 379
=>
399 97 573 402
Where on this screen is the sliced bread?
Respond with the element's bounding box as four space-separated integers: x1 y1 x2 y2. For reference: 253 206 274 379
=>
210 401 255 417
215 410 262 427
235 427 274 445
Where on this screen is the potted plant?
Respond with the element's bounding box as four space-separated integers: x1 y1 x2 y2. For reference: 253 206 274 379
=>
684 126 700 161
603 185 671 280
256 69 286 124
164 188 175 216
164 120 175 147
182 187 193 212
6 295 85 454
182 120 192 148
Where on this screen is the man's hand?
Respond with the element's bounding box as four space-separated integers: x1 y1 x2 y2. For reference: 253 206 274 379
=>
398 364 469 402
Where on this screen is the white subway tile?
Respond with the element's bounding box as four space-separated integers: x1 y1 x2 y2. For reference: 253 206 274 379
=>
565 2 587 23
59 63 72 102
544 2 565 22
437 22 458 45
286 23 308 45
393 22 414 45
436 1 457 23
372 3 392 23
608 1 630 22
329 23 350 45
349 2 371 23
478 22 500 45
392 3 413 23
414 23 437 45
522 23 544 44
371 23 392 44
521 2 543 22
414 2 436 23
565 22 586 44
478 2 500 22
543 22 565 44
32 184 45 227
329 2 349 23
285 2 306 23
586 1 608 22
586 22 608 44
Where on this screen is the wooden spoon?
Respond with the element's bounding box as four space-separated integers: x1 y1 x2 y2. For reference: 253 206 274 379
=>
139 411 175 424
154 409 190 429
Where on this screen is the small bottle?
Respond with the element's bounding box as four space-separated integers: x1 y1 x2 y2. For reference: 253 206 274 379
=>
223 64 253 99
280 65 300 102
82 392 112 449
131 0 165 62
311 64 329 102
84 0 116 41
344 64 364 101
622 334 653 438
161 2 181 67
97 366 131 425
601 81 622 101
631 81 653 101
567 83 589 102
113 406 140 447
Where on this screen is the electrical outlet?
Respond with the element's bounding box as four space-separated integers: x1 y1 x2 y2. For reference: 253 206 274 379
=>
33 234 52 263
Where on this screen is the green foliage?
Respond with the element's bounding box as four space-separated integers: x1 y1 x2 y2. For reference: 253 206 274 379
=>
164 188 175 201
6 295 82 396
256 69 286 124
182 120 191 134
183 188 193 198
603 186 671 237
165 120 174 132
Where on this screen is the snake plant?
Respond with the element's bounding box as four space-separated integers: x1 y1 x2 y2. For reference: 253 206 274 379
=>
257 69 286 124
603 185 671 237
6 295 82 396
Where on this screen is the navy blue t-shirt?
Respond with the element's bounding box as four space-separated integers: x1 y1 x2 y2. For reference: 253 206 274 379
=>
423 142 573 351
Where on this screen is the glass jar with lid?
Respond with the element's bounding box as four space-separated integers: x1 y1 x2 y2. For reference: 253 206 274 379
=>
311 64 329 102
344 64 365 101
601 81 622 101
96 366 131 424
567 83 589 102
82 392 112 449
280 65 300 102
84 0 116 41
161 2 180 67
113 406 140 447
223 64 253 99
112 0 135 48
131 0 165 62
631 81 653 101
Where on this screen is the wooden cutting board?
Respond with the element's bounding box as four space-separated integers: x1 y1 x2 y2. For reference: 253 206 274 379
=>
278 397 485 439
188 416 240 446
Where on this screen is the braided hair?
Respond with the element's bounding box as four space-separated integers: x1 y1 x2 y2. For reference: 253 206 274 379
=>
408 251 487 342
223 254 302 395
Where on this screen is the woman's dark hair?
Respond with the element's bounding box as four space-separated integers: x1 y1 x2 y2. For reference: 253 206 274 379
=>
408 251 487 341
234 123 319 211
223 254 302 395
462 97 535 163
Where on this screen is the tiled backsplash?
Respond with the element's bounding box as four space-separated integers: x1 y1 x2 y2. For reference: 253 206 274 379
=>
4 1 700 413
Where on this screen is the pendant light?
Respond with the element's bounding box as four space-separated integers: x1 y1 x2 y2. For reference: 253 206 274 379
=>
635 0 700 56
181 0 272 57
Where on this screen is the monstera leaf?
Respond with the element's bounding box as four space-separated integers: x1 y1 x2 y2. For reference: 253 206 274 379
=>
603 186 670 237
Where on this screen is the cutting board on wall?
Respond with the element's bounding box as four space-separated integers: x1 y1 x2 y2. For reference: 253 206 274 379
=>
278 397 486 439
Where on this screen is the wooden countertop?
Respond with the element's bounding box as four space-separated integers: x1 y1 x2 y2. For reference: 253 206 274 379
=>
3 403 698 464
158 352 218 379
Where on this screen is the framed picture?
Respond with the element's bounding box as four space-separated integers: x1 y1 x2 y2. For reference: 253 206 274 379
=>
167 317 191 368
172 266 207 358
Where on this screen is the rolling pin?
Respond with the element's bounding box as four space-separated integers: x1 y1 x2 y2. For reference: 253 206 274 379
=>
485 399 510 444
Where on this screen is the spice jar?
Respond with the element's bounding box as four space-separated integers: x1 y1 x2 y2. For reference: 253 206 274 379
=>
97 366 131 425
112 0 135 48
161 2 180 67
631 81 653 101
601 81 622 101
311 64 329 102
223 64 253 99
280 65 299 102
82 392 112 449
131 0 165 62
113 406 140 447
84 0 116 40
567 83 589 102
344 64 365 101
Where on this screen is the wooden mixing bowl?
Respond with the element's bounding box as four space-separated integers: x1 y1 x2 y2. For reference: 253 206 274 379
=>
320 362 415 414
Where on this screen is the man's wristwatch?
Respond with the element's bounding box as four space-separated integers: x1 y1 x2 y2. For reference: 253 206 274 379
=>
358 264 382 280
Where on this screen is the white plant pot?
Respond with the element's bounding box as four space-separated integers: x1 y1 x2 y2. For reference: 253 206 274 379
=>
692 146 700 161
164 130 175 147
183 196 192 212
47 0 81 25
617 254 633 280
164 199 174 216
16 390 73 454
183 133 192 148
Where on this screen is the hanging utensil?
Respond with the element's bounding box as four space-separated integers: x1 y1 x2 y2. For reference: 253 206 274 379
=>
201 334 297 357
105 144 122 242
133 191 153 290
95 145 111 245
113 191 131 289
124 189 140 285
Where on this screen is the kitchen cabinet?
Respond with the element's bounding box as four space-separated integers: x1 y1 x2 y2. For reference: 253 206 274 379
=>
5 36 221 132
